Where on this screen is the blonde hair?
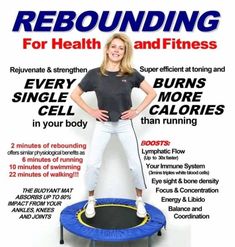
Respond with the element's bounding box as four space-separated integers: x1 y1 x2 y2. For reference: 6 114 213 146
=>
100 33 134 75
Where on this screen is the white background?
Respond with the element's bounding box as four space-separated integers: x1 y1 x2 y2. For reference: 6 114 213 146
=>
0 0 234 246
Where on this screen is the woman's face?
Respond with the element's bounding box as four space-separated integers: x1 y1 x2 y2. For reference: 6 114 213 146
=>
107 38 125 63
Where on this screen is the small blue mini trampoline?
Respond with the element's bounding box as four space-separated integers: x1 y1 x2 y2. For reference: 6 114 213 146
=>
60 198 166 246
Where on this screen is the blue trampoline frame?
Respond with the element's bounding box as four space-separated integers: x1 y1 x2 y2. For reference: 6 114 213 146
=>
60 198 166 246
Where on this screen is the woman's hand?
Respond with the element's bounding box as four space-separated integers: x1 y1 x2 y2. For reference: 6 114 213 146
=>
71 87 109 122
89 109 109 122
121 109 139 120
120 80 156 120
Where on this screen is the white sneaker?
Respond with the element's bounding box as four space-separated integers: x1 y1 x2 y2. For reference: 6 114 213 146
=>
136 197 147 218
85 196 96 218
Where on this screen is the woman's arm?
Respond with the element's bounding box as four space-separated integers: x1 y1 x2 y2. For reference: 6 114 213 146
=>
70 86 109 122
121 80 156 120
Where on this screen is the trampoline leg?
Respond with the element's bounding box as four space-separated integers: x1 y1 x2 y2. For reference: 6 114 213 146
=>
60 224 64 244
148 236 152 247
90 240 96 247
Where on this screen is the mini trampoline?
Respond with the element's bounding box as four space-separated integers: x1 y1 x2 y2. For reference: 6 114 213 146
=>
60 198 166 247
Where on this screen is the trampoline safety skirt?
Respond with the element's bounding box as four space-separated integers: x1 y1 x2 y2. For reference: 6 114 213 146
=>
60 198 166 246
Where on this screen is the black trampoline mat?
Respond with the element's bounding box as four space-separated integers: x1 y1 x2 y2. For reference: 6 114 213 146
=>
79 204 146 229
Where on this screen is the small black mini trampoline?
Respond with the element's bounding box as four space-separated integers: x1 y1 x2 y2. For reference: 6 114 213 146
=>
60 198 166 246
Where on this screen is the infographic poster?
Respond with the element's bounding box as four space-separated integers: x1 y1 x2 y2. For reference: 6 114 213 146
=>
0 1 234 247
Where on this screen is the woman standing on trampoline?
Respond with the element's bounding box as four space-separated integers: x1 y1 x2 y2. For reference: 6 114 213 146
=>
71 33 156 218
